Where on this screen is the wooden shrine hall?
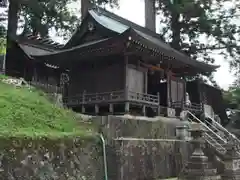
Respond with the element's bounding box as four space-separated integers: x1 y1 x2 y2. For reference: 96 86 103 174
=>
6 7 223 117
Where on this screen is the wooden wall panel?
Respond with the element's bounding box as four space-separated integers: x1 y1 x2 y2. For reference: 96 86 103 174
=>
68 56 125 96
127 67 145 93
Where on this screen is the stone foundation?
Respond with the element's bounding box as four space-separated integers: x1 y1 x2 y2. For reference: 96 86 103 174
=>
108 139 190 180
0 136 103 180
91 115 184 139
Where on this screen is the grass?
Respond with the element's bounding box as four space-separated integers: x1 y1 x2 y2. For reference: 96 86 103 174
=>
0 75 94 138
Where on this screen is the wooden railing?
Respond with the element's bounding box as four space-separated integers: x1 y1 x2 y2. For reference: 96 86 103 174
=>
64 90 160 106
65 90 125 106
171 101 202 112
188 103 203 112
29 81 61 94
127 91 159 105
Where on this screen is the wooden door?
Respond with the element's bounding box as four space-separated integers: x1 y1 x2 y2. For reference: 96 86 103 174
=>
168 76 185 107
127 67 144 93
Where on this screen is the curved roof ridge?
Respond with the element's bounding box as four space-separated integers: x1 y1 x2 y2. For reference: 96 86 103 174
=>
91 6 166 41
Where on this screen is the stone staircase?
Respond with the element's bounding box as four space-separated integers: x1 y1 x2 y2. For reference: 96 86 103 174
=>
183 111 240 178
177 111 240 179
186 111 240 155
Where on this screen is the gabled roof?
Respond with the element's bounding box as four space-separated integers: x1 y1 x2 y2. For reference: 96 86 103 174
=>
10 33 64 57
11 7 218 74
65 7 166 48
33 29 215 74
18 34 64 49
64 7 219 74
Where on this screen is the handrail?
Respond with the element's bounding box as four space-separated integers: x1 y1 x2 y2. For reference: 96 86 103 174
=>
83 90 124 96
205 113 240 144
204 135 226 156
171 101 202 113
128 90 159 98
186 110 226 143
205 113 233 136
203 119 221 133
29 80 61 93
128 90 159 104
204 133 225 151
65 90 160 106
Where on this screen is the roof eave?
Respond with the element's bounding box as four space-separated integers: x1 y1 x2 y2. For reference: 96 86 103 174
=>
126 29 218 74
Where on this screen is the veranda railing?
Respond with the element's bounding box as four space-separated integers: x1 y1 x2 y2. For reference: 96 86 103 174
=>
65 90 160 106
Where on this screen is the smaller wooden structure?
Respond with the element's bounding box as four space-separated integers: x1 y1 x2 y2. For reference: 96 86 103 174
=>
187 80 227 120
6 34 66 85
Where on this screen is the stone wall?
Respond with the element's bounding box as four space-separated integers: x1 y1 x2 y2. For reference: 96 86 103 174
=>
0 136 103 180
90 115 190 179
91 115 183 140
108 139 190 180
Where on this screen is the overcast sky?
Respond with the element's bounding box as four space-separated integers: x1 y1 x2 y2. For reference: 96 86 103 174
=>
53 0 236 90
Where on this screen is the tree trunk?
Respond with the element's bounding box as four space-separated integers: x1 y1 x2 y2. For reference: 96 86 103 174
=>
81 0 93 21
145 0 156 32
7 0 18 40
5 0 19 76
170 7 181 51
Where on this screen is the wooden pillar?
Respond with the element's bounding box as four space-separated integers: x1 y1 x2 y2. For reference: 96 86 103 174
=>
167 71 171 107
81 90 86 113
157 92 160 105
157 92 160 115
182 76 186 110
124 54 129 100
125 102 130 114
157 106 161 116
33 66 37 81
142 105 146 116
198 80 204 112
145 69 148 93
82 90 86 103
81 106 85 113
95 104 99 115
109 104 113 114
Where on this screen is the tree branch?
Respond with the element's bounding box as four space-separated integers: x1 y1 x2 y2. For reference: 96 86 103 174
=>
195 44 238 51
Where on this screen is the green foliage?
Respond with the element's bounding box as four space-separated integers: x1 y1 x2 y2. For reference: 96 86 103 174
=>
19 0 78 38
156 0 240 80
0 38 6 54
223 87 240 109
0 76 94 138
0 0 7 7
19 0 119 38
223 87 240 128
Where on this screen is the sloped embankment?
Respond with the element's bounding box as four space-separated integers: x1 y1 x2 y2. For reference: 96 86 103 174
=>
0 76 103 180
0 75 94 137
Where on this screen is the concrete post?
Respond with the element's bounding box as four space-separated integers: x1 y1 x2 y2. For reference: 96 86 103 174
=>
176 125 189 140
